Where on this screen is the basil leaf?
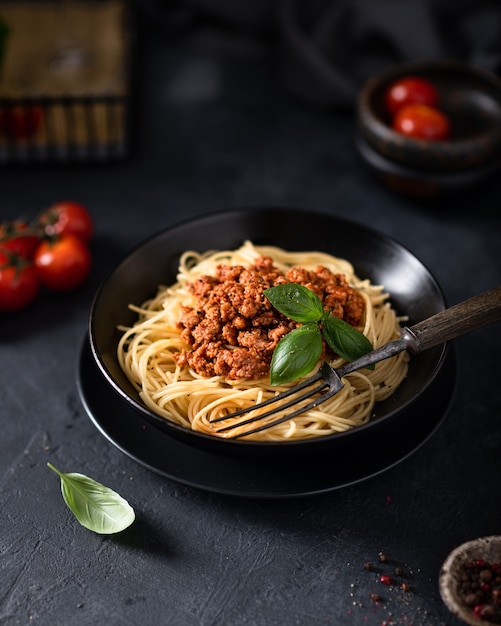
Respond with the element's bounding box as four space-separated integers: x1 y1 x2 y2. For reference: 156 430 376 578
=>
322 314 374 365
264 284 324 323
270 322 323 385
48 463 135 535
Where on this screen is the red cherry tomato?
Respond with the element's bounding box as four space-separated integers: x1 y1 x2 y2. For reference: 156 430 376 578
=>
0 254 40 312
392 104 451 140
0 105 44 139
38 201 93 243
0 219 40 260
34 234 91 292
385 76 438 117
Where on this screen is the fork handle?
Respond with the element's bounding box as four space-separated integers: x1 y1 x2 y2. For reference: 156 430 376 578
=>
336 286 501 377
405 286 501 353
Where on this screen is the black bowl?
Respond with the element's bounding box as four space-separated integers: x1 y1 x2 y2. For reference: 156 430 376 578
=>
89 207 447 458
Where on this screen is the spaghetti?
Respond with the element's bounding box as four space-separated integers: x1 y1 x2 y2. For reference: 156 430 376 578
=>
117 241 408 441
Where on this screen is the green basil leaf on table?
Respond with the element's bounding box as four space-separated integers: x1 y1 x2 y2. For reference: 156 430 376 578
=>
322 314 374 366
270 322 323 385
47 463 135 534
264 284 324 323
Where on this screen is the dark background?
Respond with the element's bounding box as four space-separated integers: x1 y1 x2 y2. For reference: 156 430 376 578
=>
1 1 500 624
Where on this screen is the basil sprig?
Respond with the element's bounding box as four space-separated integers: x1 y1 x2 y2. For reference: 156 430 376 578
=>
48 463 135 534
265 284 373 385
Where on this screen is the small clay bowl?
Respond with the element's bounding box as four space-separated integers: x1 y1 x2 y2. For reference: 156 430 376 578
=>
439 535 501 625
356 60 501 196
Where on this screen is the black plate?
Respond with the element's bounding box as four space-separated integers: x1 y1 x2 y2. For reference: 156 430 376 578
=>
77 337 457 499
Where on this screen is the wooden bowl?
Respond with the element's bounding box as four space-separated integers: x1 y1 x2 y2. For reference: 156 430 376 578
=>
356 60 501 196
439 536 501 625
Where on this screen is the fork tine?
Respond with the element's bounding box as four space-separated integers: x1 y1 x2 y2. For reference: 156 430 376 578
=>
222 384 342 438
215 377 330 432
209 368 326 424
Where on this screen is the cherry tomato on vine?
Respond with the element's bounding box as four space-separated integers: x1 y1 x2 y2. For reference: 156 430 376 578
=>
0 219 40 260
0 254 40 312
392 104 451 140
38 201 93 243
34 234 91 292
0 105 44 140
385 76 439 117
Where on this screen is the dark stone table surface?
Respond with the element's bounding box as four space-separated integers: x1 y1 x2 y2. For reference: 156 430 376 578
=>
1 11 500 626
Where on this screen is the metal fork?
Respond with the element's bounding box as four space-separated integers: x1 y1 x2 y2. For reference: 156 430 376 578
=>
210 286 501 438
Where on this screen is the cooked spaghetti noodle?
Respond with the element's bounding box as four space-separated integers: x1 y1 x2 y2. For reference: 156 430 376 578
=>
117 241 408 441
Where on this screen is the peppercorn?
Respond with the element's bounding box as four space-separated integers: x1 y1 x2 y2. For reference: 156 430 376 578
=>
481 570 494 583
465 592 483 606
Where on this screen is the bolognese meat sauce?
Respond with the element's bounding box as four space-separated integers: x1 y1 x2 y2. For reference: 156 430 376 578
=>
175 256 365 379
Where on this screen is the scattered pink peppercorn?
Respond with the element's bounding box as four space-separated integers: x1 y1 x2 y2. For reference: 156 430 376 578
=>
380 574 393 586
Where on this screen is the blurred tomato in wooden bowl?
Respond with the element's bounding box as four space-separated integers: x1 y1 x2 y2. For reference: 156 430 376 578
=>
356 60 501 197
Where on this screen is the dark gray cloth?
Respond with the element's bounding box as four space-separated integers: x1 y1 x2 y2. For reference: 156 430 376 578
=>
139 0 501 109
276 0 501 109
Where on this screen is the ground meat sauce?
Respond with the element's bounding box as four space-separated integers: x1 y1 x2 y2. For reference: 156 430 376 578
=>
174 256 365 380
